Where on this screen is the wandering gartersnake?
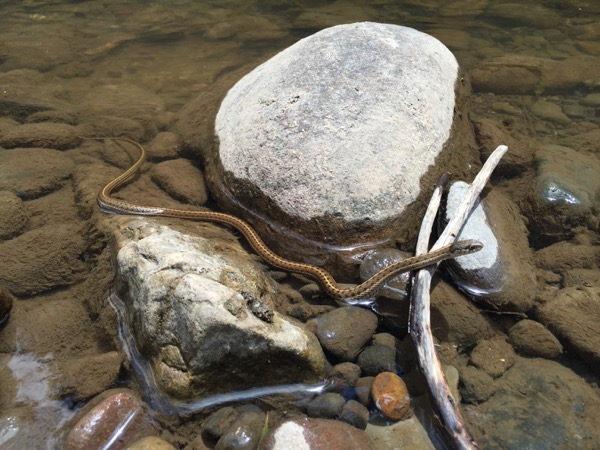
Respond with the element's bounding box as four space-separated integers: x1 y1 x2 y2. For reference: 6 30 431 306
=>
95 137 482 300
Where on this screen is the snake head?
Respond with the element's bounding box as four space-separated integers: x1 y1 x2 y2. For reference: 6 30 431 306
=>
450 239 484 256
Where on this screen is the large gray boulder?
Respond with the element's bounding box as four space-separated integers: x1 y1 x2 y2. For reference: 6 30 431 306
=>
113 218 327 400
176 22 479 278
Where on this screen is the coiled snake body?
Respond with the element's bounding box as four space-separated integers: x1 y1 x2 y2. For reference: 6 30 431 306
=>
96 138 482 300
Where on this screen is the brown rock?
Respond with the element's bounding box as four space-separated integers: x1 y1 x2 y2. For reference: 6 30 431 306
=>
262 416 376 450
0 224 87 296
315 306 378 361
508 319 563 359
126 436 176 450
0 148 74 199
150 159 208 205
0 123 82 149
537 285 600 372
355 376 375 407
329 362 361 392
430 280 497 347
472 117 535 176
469 337 516 378
371 372 411 421
0 190 28 240
64 389 156 450
535 242 599 272
459 366 496 404
60 351 124 401
146 132 182 160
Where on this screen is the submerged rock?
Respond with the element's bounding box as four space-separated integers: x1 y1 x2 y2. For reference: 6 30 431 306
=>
113 218 326 400
536 285 600 373
177 22 479 278
262 416 376 450
441 182 536 312
522 145 600 245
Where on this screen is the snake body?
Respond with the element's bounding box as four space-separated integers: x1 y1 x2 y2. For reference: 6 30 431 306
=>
96 138 482 300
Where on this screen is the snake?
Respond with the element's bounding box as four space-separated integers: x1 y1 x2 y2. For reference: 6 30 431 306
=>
95 137 483 300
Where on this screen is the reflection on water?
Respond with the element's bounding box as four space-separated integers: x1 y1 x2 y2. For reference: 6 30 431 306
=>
0 0 599 448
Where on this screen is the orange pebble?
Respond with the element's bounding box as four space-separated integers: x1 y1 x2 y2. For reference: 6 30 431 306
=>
371 371 411 421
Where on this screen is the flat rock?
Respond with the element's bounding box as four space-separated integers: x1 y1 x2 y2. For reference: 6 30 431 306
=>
0 224 87 296
0 148 74 199
464 358 600 448
536 285 600 373
149 159 208 205
365 415 435 450
471 54 600 95
177 22 479 278
441 182 537 312
0 123 82 150
522 145 600 244
0 191 29 240
262 416 376 450
113 218 326 399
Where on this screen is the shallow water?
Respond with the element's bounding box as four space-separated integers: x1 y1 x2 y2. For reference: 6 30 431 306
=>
0 0 599 449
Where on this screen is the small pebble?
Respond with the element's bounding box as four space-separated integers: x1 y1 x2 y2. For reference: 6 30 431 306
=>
201 406 238 443
215 405 266 450
306 392 345 419
357 344 396 376
459 366 496 404
339 399 370 430
329 362 361 393
371 372 411 421
355 376 375 407
469 338 516 378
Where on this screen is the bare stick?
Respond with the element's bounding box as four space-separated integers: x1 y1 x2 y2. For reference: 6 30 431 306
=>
410 145 507 450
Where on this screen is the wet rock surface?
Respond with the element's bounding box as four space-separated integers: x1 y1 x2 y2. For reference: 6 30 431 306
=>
262 416 376 450
114 218 326 399
64 389 156 450
522 145 600 245
371 372 411 421
442 182 537 312
0 2 600 449
314 306 378 361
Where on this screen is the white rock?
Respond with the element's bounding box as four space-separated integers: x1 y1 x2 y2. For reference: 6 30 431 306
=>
216 22 458 224
114 219 326 400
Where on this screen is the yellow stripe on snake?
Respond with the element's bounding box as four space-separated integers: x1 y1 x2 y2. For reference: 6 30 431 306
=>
95 137 482 300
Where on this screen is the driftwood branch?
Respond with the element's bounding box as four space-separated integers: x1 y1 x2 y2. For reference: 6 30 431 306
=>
409 145 508 450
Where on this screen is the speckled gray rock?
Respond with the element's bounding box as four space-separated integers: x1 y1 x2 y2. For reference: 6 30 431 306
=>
114 218 326 400
441 181 536 312
179 22 479 278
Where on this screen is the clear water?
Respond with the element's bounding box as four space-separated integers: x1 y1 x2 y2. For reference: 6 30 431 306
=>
0 0 599 449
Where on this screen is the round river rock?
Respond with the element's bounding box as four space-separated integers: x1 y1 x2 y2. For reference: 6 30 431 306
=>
176 22 479 278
